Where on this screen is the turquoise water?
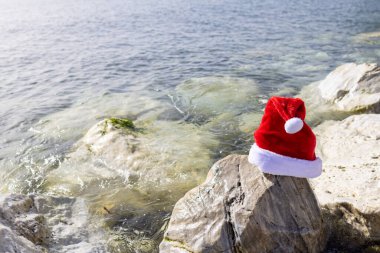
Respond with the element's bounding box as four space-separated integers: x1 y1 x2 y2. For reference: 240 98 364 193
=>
0 0 380 251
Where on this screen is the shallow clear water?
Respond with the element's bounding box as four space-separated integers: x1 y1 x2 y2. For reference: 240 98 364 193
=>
0 0 379 251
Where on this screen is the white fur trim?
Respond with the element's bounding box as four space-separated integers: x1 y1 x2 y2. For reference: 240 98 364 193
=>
284 117 304 134
248 143 322 178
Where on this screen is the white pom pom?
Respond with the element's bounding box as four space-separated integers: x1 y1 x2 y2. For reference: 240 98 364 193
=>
284 117 304 134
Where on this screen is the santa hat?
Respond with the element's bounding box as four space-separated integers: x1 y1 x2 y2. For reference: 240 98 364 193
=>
248 96 322 178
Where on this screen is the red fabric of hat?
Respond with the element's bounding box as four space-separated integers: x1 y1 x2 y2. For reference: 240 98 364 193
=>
248 96 322 178
254 96 316 160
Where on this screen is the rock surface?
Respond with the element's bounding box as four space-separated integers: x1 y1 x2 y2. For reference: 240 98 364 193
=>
317 63 379 111
298 63 380 124
0 223 44 253
160 155 326 253
311 114 380 250
0 194 106 253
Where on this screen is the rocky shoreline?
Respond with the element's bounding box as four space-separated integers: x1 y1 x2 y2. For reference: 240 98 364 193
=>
1 63 379 252
160 114 380 253
161 63 380 252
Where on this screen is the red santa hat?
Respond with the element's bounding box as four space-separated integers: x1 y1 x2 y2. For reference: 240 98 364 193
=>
248 96 322 178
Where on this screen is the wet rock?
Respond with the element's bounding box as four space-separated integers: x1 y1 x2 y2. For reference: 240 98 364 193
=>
311 114 380 251
41 116 218 252
14 213 47 245
298 63 380 124
160 155 326 253
44 118 218 205
0 194 107 253
0 222 45 253
0 194 48 249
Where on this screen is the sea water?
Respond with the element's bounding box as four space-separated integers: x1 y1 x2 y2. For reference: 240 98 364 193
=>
0 0 379 251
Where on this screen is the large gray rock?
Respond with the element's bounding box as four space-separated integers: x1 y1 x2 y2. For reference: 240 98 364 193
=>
311 114 380 251
298 63 380 124
0 194 107 253
160 155 326 253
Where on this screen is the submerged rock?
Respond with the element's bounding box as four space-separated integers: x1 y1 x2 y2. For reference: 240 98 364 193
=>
354 31 380 45
160 155 326 253
238 112 263 133
41 113 219 252
311 114 380 251
44 118 218 205
33 94 168 141
174 76 259 119
0 194 106 253
298 63 380 124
